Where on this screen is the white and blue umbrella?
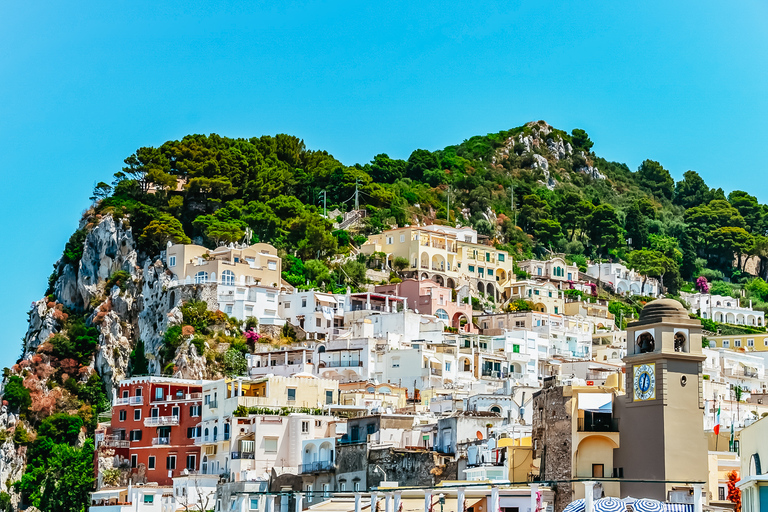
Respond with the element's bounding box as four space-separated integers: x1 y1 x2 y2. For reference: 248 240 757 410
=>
563 499 586 512
593 497 626 512
633 499 665 512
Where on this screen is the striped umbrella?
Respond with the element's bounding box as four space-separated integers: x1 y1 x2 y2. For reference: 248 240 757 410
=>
632 499 665 512
563 499 586 512
594 497 626 512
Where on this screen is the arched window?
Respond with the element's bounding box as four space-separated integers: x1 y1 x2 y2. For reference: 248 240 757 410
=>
637 332 655 353
195 271 208 284
435 309 449 320
204 428 209 440
224 423 230 440
213 426 218 441
221 270 235 286
490 406 502 414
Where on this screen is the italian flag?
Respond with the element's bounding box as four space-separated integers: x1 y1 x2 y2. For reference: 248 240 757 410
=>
714 405 721 435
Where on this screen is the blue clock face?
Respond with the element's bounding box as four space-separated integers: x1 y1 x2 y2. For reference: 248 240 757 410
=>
634 363 656 401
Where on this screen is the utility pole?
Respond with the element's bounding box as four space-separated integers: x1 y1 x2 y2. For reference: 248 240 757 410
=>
354 178 360 211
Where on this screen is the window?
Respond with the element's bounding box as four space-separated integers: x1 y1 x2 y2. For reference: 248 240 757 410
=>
513 344 520 353
498 254 505 262
435 309 449 320
250 499 260 510
386 237 393 245
151 408 159 418
284 301 291 309
144 495 154 504
592 464 604 478
316 318 322 327
468 265 475 273
748 339 755 347
130 430 142 441
221 270 235 286
119 410 126 422
735 339 742 347
340 482 346 491
168 256 176 267
488 269 493 276
302 298 307 307
204 394 210 405
131 454 138 468
155 387 164 400
148 456 155 470
167 455 176 470
268 260 277 271
392 358 400 368
190 405 200 417
486 252 491 262
265 438 278 453
224 423 230 440
172 406 180 418
186 454 196 470
240 440 255 453
400 234 405 243
187 427 197 439
287 388 296 401
301 421 310 433
723 340 730 348
354 482 360 492
326 390 334 404
134 409 141 421
537 268 542 276
323 484 330 498
194 271 208 284
445 362 451 371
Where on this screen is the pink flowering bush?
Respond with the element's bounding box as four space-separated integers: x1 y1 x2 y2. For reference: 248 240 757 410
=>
244 329 262 344
696 276 710 293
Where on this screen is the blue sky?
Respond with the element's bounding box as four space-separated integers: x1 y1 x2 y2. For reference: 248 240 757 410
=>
1 0 767 370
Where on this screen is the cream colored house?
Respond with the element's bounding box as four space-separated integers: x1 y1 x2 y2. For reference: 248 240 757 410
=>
508 280 565 314
738 416 768 512
360 226 515 301
517 256 579 283
166 242 282 289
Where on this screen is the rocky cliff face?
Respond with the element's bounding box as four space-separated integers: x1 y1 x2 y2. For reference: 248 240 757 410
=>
490 120 605 189
1 215 213 503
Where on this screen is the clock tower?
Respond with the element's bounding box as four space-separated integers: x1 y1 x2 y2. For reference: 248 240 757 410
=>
613 299 708 501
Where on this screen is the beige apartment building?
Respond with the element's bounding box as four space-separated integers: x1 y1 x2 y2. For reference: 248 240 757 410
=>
361 225 515 301
166 242 282 288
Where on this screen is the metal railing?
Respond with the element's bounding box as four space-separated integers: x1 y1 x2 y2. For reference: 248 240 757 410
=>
144 416 180 427
323 360 363 368
152 437 171 445
114 396 144 406
208 400 218 409
577 418 619 432
300 461 335 474
231 451 255 460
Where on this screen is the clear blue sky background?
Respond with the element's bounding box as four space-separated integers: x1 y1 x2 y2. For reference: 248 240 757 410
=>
1 1 767 370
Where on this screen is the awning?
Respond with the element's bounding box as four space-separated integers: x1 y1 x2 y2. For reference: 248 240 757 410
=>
664 504 693 512
316 294 338 304
578 393 612 412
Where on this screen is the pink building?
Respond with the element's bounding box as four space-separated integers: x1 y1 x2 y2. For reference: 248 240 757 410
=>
375 278 474 332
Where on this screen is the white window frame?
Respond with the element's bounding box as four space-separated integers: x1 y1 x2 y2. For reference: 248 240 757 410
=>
168 256 176 267
148 456 155 469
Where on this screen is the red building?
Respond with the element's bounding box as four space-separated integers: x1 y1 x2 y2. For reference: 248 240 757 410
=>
101 376 208 486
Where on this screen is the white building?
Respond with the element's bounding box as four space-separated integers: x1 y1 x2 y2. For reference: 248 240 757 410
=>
586 262 660 297
279 291 347 339
685 292 765 326
89 485 174 512
517 256 579 284
172 473 218 512
217 284 285 327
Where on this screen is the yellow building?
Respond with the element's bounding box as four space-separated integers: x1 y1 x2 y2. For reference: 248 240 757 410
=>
708 333 768 352
361 225 515 301
167 242 282 288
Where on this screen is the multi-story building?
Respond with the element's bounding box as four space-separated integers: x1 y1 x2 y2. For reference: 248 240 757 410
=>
375 278 474 332
215 284 284 327
532 381 622 511
563 296 615 329
196 376 339 477
104 376 208 486
360 225 516 301
517 256 579 284
738 416 768 512
586 262 660 297
279 290 348 339
167 242 282 288
685 292 765 326
707 333 768 353
507 280 565 314
247 346 316 379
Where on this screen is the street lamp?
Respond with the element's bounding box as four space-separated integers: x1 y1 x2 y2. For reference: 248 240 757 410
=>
438 493 445 512
373 465 388 483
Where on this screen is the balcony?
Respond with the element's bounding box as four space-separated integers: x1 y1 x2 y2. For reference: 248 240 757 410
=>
114 396 143 406
481 369 504 379
430 368 443 376
101 437 130 449
578 418 619 432
324 360 363 368
207 400 219 409
152 437 171 445
144 415 180 427
300 461 335 474
231 451 255 460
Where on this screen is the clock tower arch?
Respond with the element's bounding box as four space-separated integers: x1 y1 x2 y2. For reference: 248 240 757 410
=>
613 298 708 501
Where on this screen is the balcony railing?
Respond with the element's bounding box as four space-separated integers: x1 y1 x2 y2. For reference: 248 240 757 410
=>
231 451 255 460
144 415 180 427
430 368 443 376
323 361 363 368
152 437 171 445
101 438 130 449
577 418 619 432
207 400 219 409
114 396 144 406
300 461 335 474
